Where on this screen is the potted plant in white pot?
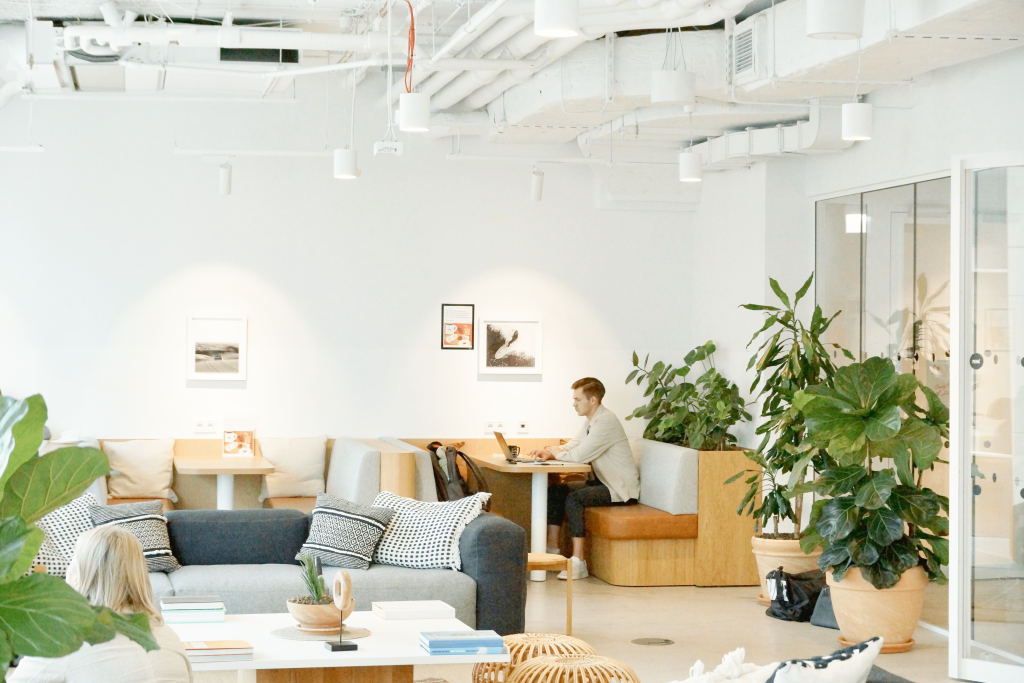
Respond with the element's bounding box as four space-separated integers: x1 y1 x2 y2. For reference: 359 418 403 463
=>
795 356 949 653
728 274 853 605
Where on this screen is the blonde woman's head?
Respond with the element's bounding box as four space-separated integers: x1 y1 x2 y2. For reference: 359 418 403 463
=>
66 526 162 624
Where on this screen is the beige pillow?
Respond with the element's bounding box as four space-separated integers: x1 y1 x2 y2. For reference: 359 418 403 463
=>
259 436 328 501
102 439 175 499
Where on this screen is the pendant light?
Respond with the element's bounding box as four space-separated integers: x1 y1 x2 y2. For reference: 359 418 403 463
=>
679 151 702 182
335 69 361 178
535 0 578 38
219 162 232 195
531 168 545 201
806 0 865 39
842 102 872 141
399 92 431 132
651 70 696 104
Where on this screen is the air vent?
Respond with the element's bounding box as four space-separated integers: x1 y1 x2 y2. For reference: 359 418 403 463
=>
220 48 299 64
733 28 755 77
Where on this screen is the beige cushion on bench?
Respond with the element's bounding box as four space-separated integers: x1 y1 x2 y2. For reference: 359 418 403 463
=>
108 498 174 514
263 497 316 514
103 439 176 500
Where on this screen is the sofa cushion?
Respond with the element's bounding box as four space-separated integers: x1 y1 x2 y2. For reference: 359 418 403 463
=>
325 565 477 627
90 500 181 573
299 492 394 571
585 504 698 540
149 572 175 600
373 492 490 571
636 439 698 515
168 564 306 614
34 493 98 577
102 439 176 500
258 436 328 502
166 509 309 565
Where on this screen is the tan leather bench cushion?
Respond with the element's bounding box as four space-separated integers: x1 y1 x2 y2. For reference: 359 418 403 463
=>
264 497 316 514
586 504 698 540
109 498 174 514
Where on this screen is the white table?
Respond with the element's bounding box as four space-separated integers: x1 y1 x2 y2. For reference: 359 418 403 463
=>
169 612 509 683
172 456 275 510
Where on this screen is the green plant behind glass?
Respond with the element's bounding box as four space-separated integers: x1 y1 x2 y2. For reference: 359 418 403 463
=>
625 340 750 451
0 395 158 674
727 274 853 538
795 356 950 590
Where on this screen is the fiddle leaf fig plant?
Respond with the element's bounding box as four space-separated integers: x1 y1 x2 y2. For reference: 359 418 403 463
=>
0 395 157 674
795 356 950 590
626 341 750 450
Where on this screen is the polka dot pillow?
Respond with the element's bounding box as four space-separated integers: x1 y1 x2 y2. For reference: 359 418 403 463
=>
372 492 491 571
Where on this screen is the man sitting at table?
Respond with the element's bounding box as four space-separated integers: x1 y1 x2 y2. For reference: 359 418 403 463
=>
529 377 640 580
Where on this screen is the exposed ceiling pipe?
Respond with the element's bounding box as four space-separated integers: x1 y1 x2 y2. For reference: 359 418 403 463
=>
460 35 586 110
121 56 397 78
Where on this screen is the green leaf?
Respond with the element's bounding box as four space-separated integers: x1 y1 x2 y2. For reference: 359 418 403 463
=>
817 497 860 541
1 448 110 524
625 369 639 384
854 470 897 510
818 542 851 571
815 466 867 496
921 386 949 425
0 396 48 502
103 609 159 652
793 273 814 307
799 529 823 554
724 471 746 485
893 446 914 487
740 304 781 312
632 351 639 366
866 507 904 547
769 278 791 309
848 536 880 566
0 517 43 584
832 357 898 410
864 405 901 442
0 573 103 658
888 486 940 527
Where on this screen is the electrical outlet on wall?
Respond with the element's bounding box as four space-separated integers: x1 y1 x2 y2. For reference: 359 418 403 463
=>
494 421 507 434
194 419 217 434
484 421 497 435
516 421 529 434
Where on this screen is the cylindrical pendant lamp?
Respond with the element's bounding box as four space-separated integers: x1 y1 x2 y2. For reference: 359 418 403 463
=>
334 148 360 179
678 151 702 182
531 169 545 201
219 162 232 195
651 70 696 104
806 0 865 39
398 92 431 132
842 102 872 140
535 0 578 38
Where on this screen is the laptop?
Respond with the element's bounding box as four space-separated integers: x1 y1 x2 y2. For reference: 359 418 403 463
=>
494 432 533 463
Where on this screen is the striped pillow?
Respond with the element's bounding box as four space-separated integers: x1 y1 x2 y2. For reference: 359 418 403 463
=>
297 492 394 571
89 500 181 573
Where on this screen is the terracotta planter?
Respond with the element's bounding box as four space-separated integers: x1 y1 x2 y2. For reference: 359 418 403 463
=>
751 536 823 607
827 566 928 654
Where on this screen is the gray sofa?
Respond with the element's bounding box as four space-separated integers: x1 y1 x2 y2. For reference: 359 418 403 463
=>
150 508 527 635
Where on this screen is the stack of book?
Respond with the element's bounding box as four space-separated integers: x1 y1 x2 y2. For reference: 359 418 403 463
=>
419 630 506 656
160 596 226 623
183 640 253 663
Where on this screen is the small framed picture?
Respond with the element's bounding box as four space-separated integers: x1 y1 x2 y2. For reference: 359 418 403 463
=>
479 318 542 374
441 304 475 350
186 314 247 381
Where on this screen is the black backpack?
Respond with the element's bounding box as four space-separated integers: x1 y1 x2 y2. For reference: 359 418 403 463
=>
426 444 490 507
765 567 826 622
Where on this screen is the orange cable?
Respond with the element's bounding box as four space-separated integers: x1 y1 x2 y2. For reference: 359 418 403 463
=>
403 0 415 93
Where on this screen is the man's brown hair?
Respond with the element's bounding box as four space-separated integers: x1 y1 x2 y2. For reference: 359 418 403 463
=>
571 377 606 403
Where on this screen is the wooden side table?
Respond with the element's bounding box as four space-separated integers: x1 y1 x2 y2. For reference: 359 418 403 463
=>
358 438 416 498
173 451 275 510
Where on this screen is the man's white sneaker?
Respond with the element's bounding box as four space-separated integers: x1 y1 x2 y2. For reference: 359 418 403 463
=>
557 557 588 580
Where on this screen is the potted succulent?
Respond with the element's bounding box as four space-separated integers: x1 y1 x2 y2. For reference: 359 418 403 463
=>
287 554 354 634
795 356 949 653
727 274 852 605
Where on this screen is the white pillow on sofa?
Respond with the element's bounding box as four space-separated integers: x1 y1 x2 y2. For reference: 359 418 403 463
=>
102 439 175 500
258 436 328 502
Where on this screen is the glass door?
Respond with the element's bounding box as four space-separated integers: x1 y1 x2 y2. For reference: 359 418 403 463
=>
951 153 1024 682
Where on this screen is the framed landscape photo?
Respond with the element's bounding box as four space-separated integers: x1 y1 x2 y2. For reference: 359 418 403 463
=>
441 304 475 350
186 314 247 381
479 318 542 374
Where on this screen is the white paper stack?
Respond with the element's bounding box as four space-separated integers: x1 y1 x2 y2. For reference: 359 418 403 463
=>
371 600 457 620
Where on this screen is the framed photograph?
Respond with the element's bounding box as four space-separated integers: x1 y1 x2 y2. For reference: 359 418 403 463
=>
479 318 542 374
441 304 475 350
186 314 247 381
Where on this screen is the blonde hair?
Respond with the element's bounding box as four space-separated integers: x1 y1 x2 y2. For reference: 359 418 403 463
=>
66 526 163 625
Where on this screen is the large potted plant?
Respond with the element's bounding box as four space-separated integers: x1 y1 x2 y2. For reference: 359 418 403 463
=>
795 356 949 653
728 274 852 605
0 394 157 674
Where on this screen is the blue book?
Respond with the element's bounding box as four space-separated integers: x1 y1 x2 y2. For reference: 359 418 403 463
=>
419 631 503 649
424 646 507 655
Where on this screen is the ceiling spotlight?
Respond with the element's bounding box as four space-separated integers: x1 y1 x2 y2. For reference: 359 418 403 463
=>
219 162 232 195
398 92 430 132
806 0 865 39
678 151 702 182
334 148 360 179
531 168 545 201
842 102 872 141
651 70 696 105
534 0 578 38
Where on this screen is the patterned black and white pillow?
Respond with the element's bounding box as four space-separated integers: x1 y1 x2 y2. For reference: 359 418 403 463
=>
34 493 98 577
372 492 491 571
89 500 181 573
767 637 882 682
298 492 395 571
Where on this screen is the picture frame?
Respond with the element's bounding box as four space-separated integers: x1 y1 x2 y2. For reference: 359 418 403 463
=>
441 304 475 350
478 318 542 374
186 314 248 381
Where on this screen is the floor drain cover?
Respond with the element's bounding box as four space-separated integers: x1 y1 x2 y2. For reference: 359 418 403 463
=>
631 638 674 646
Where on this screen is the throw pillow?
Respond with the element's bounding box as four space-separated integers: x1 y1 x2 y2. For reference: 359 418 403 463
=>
34 493 98 577
297 492 395 570
89 500 181 573
372 491 491 570
258 436 328 502
102 439 176 500
768 637 883 683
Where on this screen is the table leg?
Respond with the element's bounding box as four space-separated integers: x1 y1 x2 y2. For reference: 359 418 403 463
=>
217 473 235 510
239 671 257 683
531 472 548 582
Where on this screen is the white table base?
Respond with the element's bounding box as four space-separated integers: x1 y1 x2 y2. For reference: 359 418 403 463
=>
217 473 235 510
530 472 548 582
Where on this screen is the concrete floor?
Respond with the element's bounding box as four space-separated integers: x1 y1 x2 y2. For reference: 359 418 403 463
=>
194 574 959 683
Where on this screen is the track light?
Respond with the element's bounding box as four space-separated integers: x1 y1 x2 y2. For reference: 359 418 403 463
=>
678 151 702 182
531 168 544 201
219 162 232 195
842 102 872 141
398 92 430 132
334 148 360 179
806 0 865 39
651 70 696 105
534 0 578 37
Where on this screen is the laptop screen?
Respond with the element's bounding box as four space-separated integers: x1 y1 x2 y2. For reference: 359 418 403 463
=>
494 431 514 458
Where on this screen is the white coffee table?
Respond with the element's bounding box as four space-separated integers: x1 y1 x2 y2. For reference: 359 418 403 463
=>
169 612 510 683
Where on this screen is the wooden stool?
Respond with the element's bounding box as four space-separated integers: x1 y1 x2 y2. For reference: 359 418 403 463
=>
472 634 596 683
527 553 573 635
507 655 641 683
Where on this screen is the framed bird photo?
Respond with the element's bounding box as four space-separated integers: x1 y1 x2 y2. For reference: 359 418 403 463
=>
479 318 542 375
